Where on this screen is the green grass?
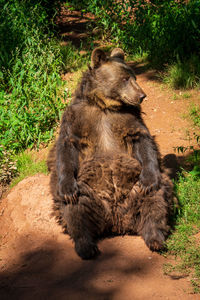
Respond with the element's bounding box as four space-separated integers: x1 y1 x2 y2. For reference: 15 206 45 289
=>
0 1 66 155
190 105 200 127
0 146 18 185
164 55 200 89
167 104 200 292
127 51 148 63
10 151 48 188
60 42 90 72
182 92 191 99
165 168 200 292
63 63 88 101
0 0 64 184
0 1 91 185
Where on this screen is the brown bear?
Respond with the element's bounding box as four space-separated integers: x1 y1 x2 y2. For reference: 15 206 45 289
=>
48 48 174 260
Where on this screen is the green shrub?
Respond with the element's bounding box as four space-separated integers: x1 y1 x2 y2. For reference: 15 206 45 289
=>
0 1 92 184
0 1 66 154
164 55 200 89
68 0 200 89
68 0 200 61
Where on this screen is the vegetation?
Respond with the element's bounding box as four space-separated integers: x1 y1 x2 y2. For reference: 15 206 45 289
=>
165 164 200 292
165 110 200 292
10 151 48 187
67 0 200 89
60 41 90 72
164 55 200 89
0 0 65 155
190 105 200 128
0 146 18 185
0 0 88 183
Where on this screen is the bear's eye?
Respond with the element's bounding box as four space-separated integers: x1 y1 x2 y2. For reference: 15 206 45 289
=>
122 77 130 82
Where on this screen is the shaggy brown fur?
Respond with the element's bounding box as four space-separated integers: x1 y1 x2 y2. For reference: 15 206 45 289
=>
48 48 174 260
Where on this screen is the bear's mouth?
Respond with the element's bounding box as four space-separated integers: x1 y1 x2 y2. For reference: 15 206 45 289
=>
139 94 146 103
123 96 141 107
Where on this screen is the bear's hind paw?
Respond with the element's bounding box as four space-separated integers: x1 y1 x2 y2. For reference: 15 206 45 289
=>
75 237 100 260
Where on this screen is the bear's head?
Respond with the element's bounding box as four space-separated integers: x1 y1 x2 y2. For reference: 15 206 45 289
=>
88 48 146 110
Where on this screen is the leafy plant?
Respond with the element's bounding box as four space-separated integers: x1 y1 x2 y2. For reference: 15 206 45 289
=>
190 105 200 127
164 55 200 89
0 1 67 155
166 170 200 292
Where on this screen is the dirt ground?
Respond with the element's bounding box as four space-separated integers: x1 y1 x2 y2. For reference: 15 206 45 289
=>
0 7 200 300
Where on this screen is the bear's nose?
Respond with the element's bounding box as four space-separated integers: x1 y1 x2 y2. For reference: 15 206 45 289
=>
139 93 146 103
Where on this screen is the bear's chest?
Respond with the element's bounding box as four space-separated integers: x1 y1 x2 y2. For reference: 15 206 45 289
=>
97 115 121 152
79 109 138 157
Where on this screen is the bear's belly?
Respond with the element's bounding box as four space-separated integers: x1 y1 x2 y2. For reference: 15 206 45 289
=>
77 153 141 202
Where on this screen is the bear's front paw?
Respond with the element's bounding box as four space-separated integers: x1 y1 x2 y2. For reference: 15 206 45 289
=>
58 176 79 204
139 169 161 194
75 237 100 260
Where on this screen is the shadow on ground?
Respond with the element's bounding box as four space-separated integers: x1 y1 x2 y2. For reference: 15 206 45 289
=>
128 61 165 83
0 237 155 300
162 152 198 180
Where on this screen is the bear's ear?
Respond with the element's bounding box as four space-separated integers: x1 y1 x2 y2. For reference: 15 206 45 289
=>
110 48 125 60
91 48 107 68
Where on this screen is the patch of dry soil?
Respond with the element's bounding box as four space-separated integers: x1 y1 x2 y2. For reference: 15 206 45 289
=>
138 72 198 156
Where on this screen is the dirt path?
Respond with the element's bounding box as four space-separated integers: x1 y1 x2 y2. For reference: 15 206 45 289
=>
138 72 198 156
0 8 199 300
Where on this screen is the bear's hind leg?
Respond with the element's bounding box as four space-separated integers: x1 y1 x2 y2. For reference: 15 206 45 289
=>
63 189 108 260
63 203 100 259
